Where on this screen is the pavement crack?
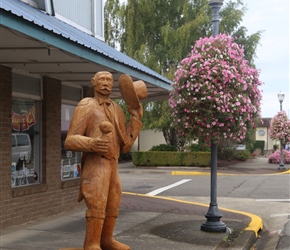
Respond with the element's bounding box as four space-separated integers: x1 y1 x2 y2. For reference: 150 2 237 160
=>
225 179 249 197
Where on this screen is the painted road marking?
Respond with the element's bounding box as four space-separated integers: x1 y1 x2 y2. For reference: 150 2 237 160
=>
146 179 191 196
264 169 290 175
270 213 290 218
256 199 290 202
268 230 282 236
172 169 290 176
171 171 235 176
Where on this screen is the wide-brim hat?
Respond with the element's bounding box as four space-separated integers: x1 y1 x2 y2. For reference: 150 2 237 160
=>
118 74 147 109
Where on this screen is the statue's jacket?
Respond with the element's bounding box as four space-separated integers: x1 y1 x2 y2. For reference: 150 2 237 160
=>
64 97 142 181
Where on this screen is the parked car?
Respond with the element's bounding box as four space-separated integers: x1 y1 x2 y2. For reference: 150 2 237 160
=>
12 133 32 167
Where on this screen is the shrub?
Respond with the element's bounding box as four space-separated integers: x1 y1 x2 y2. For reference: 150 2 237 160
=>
218 148 235 161
119 152 132 161
234 150 250 161
188 143 210 152
132 151 210 167
149 144 177 151
268 150 290 164
273 144 279 151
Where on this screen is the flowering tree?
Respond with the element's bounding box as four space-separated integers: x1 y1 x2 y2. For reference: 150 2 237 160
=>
169 34 263 144
269 111 290 143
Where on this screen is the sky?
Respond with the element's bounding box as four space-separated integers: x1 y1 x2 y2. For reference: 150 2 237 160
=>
237 0 290 118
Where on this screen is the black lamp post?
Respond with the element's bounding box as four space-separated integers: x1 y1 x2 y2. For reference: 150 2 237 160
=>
201 0 227 233
277 91 286 170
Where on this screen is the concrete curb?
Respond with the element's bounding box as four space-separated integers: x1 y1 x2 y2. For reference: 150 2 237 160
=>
215 230 257 250
124 192 262 238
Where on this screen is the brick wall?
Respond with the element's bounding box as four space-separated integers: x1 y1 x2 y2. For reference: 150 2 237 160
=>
42 76 62 190
0 65 13 231
0 69 84 233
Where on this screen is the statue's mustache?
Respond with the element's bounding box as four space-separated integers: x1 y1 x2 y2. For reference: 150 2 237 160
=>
100 86 112 91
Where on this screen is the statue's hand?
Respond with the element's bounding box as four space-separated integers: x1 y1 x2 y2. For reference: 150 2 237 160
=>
89 137 109 153
128 104 143 120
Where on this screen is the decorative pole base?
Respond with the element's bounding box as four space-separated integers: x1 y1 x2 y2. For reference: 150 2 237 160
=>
278 164 286 170
201 219 227 233
201 203 227 233
278 140 285 170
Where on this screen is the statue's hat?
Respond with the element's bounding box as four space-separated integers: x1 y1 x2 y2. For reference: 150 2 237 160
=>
118 74 147 109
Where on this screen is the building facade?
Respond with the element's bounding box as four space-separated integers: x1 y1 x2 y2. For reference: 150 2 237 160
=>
255 118 278 155
0 0 172 232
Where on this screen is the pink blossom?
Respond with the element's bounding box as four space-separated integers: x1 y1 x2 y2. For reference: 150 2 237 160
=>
269 111 290 142
268 150 290 164
169 34 263 143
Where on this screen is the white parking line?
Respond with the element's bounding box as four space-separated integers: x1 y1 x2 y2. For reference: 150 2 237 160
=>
256 199 290 202
268 230 282 236
270 213 290 218
146 179 192 196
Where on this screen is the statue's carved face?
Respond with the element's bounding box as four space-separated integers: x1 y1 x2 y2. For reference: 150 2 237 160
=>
92 72 113 97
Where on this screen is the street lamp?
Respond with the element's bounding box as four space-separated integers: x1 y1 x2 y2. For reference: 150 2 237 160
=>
208 0 224 37
201 0 227 233
277 91 286 170
278 91 285 112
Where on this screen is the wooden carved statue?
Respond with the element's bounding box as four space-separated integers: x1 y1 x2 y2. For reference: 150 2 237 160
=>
64 72 147 250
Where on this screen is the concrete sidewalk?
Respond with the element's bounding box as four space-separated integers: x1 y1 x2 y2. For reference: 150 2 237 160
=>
0 194 257 250
0 157 288 250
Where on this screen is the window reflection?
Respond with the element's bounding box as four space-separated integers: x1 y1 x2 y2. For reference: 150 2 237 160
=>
11 98 40 187
61 104 81 180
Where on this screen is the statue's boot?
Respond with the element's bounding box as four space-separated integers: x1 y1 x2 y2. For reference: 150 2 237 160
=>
84 214 104 250
101 216 130 250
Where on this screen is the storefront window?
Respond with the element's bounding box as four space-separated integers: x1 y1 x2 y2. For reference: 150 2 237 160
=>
61 104 81 180
11 98 41 187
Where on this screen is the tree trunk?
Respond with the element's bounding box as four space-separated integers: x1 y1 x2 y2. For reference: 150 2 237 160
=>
162 128 177 146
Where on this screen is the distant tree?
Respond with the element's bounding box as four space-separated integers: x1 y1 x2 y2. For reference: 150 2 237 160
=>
104 0 123 48
105 0 263 146
105 0 262 72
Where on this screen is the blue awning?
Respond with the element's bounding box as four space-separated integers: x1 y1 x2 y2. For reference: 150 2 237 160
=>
0 0 172 95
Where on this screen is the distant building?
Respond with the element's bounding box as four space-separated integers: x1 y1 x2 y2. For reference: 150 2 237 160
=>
132 118 280 155
132 129 167 152
134 117 278 155
255 118 278 155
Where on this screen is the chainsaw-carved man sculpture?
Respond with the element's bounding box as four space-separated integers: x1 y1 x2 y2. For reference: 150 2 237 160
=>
65 71 147 250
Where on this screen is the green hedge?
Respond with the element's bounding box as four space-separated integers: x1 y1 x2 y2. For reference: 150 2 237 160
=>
132 151 210 167
254 140 265 154
149 144 177 151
